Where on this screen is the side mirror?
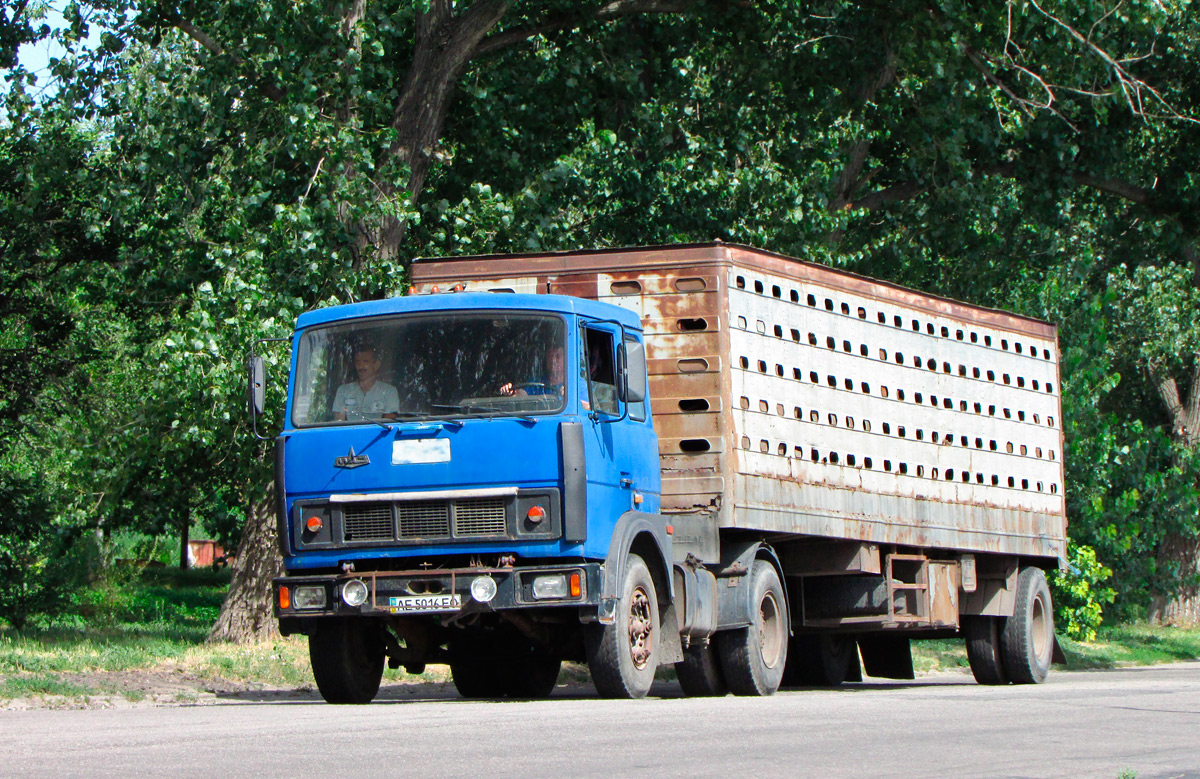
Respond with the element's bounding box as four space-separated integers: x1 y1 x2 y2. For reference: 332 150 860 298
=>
249 355 266 416
620 341 646 403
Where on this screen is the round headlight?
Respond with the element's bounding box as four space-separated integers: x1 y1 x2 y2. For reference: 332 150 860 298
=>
470 575 498 603
342 579 369 607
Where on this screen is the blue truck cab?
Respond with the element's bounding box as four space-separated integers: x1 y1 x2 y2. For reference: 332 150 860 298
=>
266 292 682 701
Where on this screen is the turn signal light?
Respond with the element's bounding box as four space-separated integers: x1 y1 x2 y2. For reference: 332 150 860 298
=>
305 515 324 532
526 505 546 524
278 586 290 610
569 572 582 598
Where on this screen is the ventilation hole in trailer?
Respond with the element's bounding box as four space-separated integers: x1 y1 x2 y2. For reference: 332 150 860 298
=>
841 302 850 315
807 293 817 307
847 454 857 466
941 326 950 337
1001 339 1009 350
793 367 802 380
864 419 872 432
927 395 937 407
912 319 920 331
974 402 982 414
990 440 997 451
901 463 910 475
1036 447 1043 458
960 400 968 411
895 352 905 364
1051 483 1058 494
739 396 750 409
844 378 853 391
760 440 769 453
1008 476 1016 487
945 469 954 481
776 364 784 377
846 416 856 429
927 323 935 335
973 367 981 379
828 413 839 426
794 445 804 458
679 318 708 332
679 358 710 373
810 410 820 423
809 332 818 346
988 405 996 416
971 332 978 343
829 452 839 464
790 290 800 303
881 386 890 398
674 277 706 292
739 437 750 449
810 371 819 383
759 400 769 413
827 375 837 387
879 348 888 360
975 437 983 448
992 474 1000 486
962 471 970 483
736 276 746 289
894 315 903 327
943 361 952 374
775 403 784 416
860 344 868 357
944 398 953 409
865 457 873 469
738 316 748 329
1048 416 1055 427
916 429 924 441
914 355 923 368
826 336 836 349
1018 410 1026 421
758 360 767 373
681 439 712 453
884 460 893 471
825 298 834 311
1050 450 1056 460
930 467 937 479
915 392 924 404
1006 442 1014 454
959 364 967 377
897 389 906 401
772 285 782 298
1033 413 1041 424
489 288 516 293
1003 374 1011 385
1047 383 1055 394
926 358 936 370
843 340 852 352
791 328 801 342
754 280 764 294
1043 348 1051 360
960 435 968 446
1032 379 1040 391
1015 343 1023 355
1003 408 1012 419
757 320 767 334
740 356 749 369
858 307 867 319
679 398 710 412
985 335 993 346
793 406 802 418
862 382 871 394
1036 481 1043 491
610 281 642 295
1022 478 1029 490
1016 376 1026 389
811 448 820 462
878 312 887 324
778 443 787 456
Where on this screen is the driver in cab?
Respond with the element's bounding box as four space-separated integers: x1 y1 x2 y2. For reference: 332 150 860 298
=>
333 345 400 420
499 345 565 397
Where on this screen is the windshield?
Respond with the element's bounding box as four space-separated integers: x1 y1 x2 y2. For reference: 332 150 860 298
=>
291 312 567 426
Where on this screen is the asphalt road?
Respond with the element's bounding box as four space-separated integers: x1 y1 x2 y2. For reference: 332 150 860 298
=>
2 663 1198 779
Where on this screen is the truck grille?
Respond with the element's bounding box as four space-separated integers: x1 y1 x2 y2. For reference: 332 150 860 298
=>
398 500 451 539
452 498 507 537
343 503 394 542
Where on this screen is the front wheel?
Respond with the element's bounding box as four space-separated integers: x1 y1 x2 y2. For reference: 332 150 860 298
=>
586 554 659 699
309 618 385 704
717 560 788 696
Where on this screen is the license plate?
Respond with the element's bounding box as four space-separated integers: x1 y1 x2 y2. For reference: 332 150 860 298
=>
388 594 463 614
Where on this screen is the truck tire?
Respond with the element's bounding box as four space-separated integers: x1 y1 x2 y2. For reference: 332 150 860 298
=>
963 615 1008 685
586 553 659 699
504 645 562 699
783 634 856 687
309 618 385 704
449 652 506 699
716 560 788 696
450 633 562 699
1000 567 1055 684
675 640 727 697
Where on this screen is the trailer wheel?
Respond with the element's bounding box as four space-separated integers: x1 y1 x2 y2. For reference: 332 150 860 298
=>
309 618 385 704
783 634 856 687
675 640 727 697
1000 567 1054 684
963 616 1008 685
716 560 788 696
586 553 659 699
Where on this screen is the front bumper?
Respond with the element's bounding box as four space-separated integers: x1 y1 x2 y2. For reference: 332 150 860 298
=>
273 562 604 622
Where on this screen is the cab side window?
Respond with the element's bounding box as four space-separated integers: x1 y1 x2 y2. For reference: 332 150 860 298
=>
585 328 618 416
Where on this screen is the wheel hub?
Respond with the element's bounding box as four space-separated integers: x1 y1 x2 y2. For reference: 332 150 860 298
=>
627 585 653 669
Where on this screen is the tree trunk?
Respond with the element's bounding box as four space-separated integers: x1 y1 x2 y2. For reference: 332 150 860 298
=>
208 486 284 643
1150 532 1200 625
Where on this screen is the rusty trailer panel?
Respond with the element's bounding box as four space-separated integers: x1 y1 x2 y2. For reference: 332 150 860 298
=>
412 243 1067 563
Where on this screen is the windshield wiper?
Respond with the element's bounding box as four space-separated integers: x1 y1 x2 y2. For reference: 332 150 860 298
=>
343 408 391 430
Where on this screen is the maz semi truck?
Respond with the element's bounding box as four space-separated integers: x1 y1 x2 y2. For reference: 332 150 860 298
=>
257 243 1066 703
